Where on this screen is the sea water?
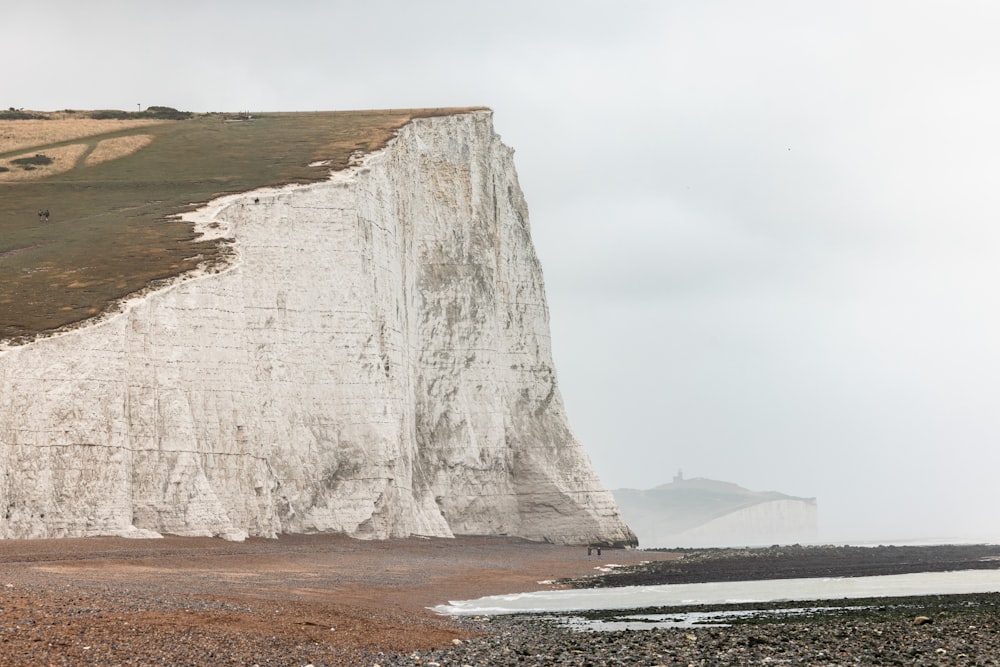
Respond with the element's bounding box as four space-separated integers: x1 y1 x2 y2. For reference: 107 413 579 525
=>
432 569 1000 616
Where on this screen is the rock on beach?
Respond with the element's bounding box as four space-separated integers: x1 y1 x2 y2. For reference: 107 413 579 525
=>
381 607 1000 666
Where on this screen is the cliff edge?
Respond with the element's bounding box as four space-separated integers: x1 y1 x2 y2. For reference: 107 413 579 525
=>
0 110 636 546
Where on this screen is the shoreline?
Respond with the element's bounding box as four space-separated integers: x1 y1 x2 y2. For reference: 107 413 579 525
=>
408 543 1000 666
393 591 1000 666
0 536 997 664
564 542 1000 587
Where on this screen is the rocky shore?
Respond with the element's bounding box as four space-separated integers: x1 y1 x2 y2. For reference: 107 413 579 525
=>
566 543 1000 587
377 543 1000 666
386 595 1000 666
0 537 997 665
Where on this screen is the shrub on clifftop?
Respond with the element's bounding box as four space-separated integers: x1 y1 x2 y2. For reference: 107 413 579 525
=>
11 154 53 168
89 106 193 120
0 110 48 120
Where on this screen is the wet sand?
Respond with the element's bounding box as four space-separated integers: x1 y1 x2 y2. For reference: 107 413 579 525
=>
0 534 671 665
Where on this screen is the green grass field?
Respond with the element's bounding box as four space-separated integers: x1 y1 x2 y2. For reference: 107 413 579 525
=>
0 108 480 343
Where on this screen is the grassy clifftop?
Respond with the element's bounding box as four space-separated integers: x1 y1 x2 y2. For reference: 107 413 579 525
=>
0 107 484 344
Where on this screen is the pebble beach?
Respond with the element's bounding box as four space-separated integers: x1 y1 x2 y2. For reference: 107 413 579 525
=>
0 537 997 665
384 603 1000 666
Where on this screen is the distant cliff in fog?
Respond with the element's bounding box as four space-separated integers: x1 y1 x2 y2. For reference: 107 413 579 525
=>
613 474 816 548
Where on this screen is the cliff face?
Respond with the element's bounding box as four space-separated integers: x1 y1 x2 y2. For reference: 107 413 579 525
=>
665 499 818 548
0 111 635 546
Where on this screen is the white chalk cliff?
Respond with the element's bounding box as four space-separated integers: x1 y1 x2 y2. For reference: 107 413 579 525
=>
0 111 635 546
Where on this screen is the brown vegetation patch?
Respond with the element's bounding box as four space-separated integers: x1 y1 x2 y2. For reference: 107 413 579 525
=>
0 143 88 181
84 134 155 166
0 116 165 154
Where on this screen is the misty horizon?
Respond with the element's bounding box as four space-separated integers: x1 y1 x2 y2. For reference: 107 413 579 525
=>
5 0 999 545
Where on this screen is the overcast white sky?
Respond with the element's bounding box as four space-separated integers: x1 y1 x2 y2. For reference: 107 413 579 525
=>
5 1 1000 543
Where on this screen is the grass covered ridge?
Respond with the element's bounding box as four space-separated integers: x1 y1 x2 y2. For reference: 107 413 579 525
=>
0 106 487 343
